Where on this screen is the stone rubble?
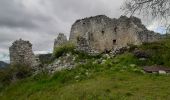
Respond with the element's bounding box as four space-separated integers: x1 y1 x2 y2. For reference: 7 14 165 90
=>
47 53 77 73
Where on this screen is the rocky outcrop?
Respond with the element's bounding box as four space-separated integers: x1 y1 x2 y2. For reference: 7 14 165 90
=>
9 39 40 68
54 33 68 50
69 15 160 53
47 53 76 73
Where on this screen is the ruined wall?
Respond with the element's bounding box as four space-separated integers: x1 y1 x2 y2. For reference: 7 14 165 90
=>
9 39 39 68
70 15 117 52
54 33 68 50
69 15 160 53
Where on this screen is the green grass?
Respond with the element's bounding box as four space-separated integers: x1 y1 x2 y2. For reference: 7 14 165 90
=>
1 52 170 100
53 43 75 58
1 37 170 100
1 69 170 100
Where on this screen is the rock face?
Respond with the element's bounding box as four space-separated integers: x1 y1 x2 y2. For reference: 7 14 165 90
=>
54 33 68 50
9 39 40 68
69 15 160 53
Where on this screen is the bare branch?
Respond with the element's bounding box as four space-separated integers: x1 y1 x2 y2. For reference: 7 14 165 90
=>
122 0 170 19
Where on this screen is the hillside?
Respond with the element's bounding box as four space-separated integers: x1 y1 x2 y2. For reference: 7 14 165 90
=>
0 61 8 68
1 37 170 100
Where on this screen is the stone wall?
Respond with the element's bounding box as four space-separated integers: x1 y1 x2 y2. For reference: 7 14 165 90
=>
9 39 40 68
69 15 160 53
70 15 117 53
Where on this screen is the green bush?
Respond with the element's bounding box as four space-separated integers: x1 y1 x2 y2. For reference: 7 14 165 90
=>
53 43 75 58
114 53 139 66
0 64 32 87
127 44 138 52
75 51 102 61
53 43 101 61
138 38 170 66
0 67 12 87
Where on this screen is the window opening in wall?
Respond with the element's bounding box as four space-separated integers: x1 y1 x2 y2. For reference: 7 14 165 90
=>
101 30 105 35
113 39 116 44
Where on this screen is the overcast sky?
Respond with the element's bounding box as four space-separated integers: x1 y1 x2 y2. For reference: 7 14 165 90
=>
0 0 164 62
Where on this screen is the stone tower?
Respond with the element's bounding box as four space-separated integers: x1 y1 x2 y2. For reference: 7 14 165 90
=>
9 39 39 68
53 33 68 50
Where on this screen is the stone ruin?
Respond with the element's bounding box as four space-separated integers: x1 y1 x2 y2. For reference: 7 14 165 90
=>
9 15 162 73
9 39 40 68
53 33 68 50
69 15 160 53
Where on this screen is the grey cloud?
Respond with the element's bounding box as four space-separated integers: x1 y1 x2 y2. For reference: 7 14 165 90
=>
0 0 129 62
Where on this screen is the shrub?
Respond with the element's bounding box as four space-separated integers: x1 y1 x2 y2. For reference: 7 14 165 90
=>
0 67 12 86
0 64 32 87
75 51 102 61
10 64 32 79
53 43 101 61
38 53 53 64
128 44 138 52
53 43 75 58
114 53 139 66
138 39 170 66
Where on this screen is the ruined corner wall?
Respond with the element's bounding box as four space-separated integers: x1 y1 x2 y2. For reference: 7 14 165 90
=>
9 39 39 68
69 15 160 53
69 15 117 53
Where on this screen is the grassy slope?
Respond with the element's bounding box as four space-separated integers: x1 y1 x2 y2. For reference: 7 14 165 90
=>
1 38 170 100
1 70 170 100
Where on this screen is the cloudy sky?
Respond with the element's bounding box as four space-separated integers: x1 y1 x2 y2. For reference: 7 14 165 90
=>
0 0 164 62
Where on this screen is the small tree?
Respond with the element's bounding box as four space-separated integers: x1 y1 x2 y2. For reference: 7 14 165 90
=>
122 0 170 18
122 0 170 34
166 25 170 35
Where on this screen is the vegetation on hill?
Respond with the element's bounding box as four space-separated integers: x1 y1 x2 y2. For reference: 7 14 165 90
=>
0 61 9 68
1 37 170 100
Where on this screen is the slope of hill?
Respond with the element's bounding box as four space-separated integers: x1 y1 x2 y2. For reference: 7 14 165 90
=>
1 37 170 100
0 61 8 68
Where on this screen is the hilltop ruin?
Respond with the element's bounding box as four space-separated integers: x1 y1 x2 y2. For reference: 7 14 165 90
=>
9 15 161 72
69 15 160 53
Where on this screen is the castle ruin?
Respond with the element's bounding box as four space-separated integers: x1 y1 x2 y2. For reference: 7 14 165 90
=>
9 15 161 71
69 15 160 53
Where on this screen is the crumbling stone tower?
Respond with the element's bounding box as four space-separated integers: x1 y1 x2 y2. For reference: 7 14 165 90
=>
9 39 39 68
53 33 68 50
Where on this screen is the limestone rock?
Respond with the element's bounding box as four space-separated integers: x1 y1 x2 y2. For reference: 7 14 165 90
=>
47 53 76 73
159 70 166 74
69 15 160 53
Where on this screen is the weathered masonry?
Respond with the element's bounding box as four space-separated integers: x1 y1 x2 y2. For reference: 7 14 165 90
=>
9 39 39 68
69 15 160 53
